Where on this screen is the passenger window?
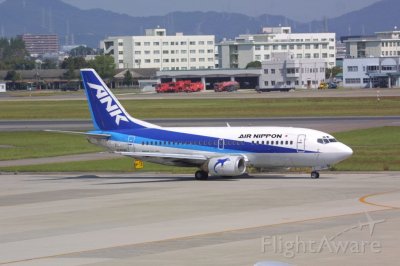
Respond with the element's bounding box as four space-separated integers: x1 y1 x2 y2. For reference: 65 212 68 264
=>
290 141 293 145
281 141 284 145
285 141 288 145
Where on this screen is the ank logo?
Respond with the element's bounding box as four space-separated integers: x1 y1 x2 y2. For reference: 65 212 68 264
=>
88 82 129 125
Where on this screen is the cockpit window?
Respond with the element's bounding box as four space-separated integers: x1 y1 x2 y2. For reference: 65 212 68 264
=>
318 137 338 144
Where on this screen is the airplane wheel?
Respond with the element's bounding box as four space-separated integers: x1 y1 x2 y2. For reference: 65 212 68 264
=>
195 170 209 180
311 171 320 179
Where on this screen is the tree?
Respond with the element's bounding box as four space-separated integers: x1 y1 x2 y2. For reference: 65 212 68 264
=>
4 70 21 90
41 58 58 69
325 66 342 79
87 55 115 79
245 61 262 69
61 57 87 69
123 70 133 86
69 46 95 57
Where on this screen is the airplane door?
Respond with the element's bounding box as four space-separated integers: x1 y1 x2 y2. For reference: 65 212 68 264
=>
297 134 306 153
128 136 135 152
218 139 224 150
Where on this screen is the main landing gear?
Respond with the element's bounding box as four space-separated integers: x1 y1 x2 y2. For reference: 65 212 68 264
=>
195 170 209 180
311 171 320 179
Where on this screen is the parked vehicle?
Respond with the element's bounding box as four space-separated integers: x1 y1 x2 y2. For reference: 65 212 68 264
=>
214 81 240 92
156 80 204 93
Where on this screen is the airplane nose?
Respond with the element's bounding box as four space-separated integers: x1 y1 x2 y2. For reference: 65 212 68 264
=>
338 144 353 161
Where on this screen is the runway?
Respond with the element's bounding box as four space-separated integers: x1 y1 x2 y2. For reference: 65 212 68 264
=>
0 172 399 265
1 116 400 132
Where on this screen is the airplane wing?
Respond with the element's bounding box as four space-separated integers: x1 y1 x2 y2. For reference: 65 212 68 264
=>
117 152 208 167
44 130 111 139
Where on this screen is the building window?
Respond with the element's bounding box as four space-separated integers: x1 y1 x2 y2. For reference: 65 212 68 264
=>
145 50 150 54
153 42 160 46
144 42 150 46
199 49 205 53
264 45 270 50
154 59 160 63
190 50 196 54
314 53 319 58
163 59 169 63
162 42 168 45
190 58 196 62
264 69 268 74
296 45 302 49
145 59 151 63
118 42 123 46
273 45 279 50
322 53 328 58
271 69 275 74
181 50 187 54
134 42 141 46
345 78 361 84
154 50 160 54
118 51 123 55
264 54 270 60
163 50 169 54
314 44 319 49
190 41 196 45
134 51 141 55
347 66 358 72
207 49 214 53
207 41 213 45
281 45 287 50
289 45 294 50
271 81 276 86
305 53 311 58
199 41 205 45
305 44 311 49
255 45 261 50
181 41 187 45
199 58 205 62
296 54 302 58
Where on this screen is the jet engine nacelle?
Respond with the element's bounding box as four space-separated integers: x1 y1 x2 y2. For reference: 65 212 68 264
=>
208 156 246 176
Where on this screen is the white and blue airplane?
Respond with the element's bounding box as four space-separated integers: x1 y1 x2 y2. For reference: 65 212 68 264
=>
54 68 353 180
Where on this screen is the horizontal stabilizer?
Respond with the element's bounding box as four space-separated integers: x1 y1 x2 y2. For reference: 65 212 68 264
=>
44 130 111 139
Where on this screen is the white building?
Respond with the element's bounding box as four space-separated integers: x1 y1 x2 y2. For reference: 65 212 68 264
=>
101 28 215 70
217 26 336 69
260 53 327 89
343 29 400 58
343 57 400 88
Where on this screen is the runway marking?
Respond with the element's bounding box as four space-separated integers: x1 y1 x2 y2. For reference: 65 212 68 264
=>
359 190 399 209
1 203 398 265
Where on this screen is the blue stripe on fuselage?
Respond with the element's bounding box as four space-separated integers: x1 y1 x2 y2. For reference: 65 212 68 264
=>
89 128 317 154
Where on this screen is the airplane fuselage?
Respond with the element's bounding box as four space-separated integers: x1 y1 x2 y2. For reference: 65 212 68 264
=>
89 126 352 170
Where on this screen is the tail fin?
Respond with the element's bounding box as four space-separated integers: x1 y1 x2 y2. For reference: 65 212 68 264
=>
80 68 158 131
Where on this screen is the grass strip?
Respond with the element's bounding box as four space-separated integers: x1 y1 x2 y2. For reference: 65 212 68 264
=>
0 131 102 161
0 97 399 120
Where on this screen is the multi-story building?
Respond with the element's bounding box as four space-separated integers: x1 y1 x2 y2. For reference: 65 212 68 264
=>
260 52 327 89
343 29 400 58
217 27 336 69
343 57 400 88
20 34 59 56
101 28 215 70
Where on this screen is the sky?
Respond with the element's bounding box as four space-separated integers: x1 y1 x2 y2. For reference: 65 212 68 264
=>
60 0 381 22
